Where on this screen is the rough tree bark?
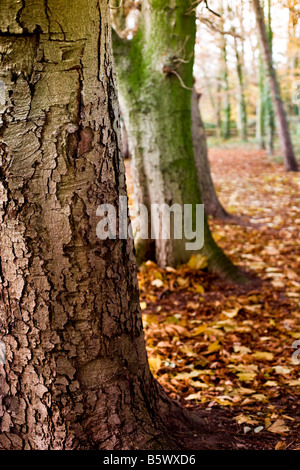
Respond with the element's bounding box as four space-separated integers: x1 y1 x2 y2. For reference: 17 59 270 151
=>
0 0 197 450
112 0 246 282
192 89 229 220
253 0 299 171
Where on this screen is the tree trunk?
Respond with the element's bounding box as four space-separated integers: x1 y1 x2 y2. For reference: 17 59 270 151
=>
112 1 246 282
220 45 231 140
201 68 222 139
219 3 231 140
253 0 299 171
121 117 130 160
215 82 223 140
192 89 229 220
0 0 192 450
263 0 275 155
234 36 248 142
287 0 300 116
256 53 266 150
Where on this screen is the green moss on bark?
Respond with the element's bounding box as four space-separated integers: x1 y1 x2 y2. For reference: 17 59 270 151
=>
113 0 247 282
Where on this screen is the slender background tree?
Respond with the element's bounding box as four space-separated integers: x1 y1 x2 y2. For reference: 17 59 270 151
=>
252 0 299 171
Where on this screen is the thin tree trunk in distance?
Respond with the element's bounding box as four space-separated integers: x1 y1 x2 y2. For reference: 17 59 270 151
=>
264 0 275 155
192 89 229 220
202 67 222 139
287 0 300 116
256 53 266 149
252 0 299 171
233 0 248 142
215 81 223 139
234 36 248 141
220 23 231 140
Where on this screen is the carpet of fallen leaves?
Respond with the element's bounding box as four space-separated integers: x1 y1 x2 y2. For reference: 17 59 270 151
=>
126 147 300 450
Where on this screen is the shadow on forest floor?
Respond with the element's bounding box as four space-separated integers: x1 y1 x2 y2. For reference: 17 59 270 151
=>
126 146 300 450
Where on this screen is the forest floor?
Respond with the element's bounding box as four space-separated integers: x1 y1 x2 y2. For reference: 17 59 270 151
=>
125 146 300 450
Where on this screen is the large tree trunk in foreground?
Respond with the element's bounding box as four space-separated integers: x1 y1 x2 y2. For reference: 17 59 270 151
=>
112 1 245 283
253 0 298 171
0 0 193 450
192 89 229 220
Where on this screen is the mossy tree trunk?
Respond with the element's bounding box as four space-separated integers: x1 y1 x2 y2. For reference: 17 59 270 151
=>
253 0 298 171
0 0 193 450
112 0 245 282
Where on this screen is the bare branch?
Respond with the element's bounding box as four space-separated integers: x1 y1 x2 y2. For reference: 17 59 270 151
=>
186 0 221 17
204 0 221 17
163 67 194 91
199 17 242 39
